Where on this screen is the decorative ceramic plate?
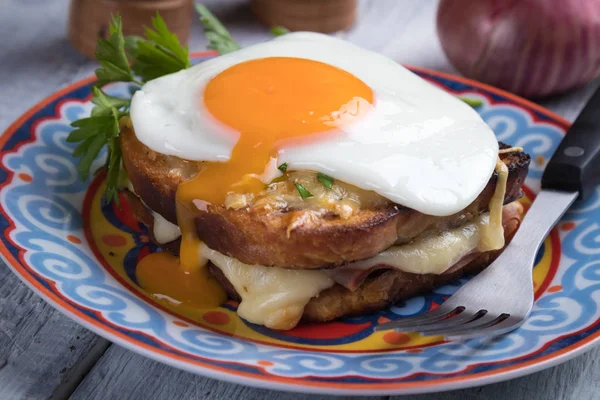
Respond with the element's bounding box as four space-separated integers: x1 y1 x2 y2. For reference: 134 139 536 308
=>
2 52 599 396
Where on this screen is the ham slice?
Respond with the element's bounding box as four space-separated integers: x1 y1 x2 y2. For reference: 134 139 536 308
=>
326 203 522 291
325 253 480 291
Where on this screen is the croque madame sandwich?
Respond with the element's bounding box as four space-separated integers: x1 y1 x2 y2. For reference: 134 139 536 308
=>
71 15 529 331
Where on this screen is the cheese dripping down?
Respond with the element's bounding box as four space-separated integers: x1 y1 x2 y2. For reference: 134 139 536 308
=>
201 243 335 330
478 157 508 252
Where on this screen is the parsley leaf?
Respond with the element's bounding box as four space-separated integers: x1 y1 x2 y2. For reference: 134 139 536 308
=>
271 26 290 36
68 87 125 203
104 134 123 204
317 172 334 189
196 4 241 54
277 162 288 173
76 134 108 181
458 96 484 108
95 15 142 87
294 182 313 199
131 13 191 82
91 91 130 116
68 115 117 142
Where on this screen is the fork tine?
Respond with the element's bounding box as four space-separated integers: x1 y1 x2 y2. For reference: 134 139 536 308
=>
392 309 477 333
446 316 524 340
420 313 505 337
373 305 461 332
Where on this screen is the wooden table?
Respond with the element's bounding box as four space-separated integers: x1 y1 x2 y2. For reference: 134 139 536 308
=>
1 1 599 399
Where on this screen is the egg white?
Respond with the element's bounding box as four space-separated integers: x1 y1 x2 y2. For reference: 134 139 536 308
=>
130 32 499 216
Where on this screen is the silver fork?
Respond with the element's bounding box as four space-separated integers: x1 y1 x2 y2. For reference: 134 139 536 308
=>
375 190 576 339
375 86 600 339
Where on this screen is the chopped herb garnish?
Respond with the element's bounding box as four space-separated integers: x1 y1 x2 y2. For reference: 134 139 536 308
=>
270 26 290 36
195 4 241 54
458 96 484 108
317 172 334 189
277 162 288 173
294 182 313 199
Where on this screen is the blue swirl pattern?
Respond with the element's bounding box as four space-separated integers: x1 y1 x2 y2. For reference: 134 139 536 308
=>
1 70 599 387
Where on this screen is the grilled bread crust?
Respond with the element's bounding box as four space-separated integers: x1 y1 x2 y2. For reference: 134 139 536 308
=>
121 127 530 268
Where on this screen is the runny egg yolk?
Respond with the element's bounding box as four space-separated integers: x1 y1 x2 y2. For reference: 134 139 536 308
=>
176 57 374 271
184 57 374 205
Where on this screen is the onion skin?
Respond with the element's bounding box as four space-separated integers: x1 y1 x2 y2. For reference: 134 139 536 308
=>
437 0 600 98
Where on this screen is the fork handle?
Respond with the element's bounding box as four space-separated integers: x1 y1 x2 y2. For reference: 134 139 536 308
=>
541 86 600 201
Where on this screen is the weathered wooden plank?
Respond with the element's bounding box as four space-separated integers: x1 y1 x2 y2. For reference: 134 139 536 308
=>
405 346 600 400
0 264 110 400
70 344 600 400
69 344 387 400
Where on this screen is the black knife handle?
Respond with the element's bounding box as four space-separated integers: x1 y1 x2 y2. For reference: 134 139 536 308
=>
541 86 600 201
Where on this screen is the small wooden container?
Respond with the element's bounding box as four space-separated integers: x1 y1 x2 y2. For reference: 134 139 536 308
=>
251 0 357 33
68 0 193 59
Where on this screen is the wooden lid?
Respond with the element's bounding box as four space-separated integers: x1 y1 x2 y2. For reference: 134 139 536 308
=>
251 0 358 33
68 0 193 59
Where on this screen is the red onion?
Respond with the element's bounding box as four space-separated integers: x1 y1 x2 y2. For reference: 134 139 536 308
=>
437 0 600 98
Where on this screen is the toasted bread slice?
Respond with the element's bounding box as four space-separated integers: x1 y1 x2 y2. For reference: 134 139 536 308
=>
121 126 530 268
208 202 524 323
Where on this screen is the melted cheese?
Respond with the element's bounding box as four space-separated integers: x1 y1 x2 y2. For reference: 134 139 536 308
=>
478 158 508 252
341 213 490 275
498 146 524 154
152 211 181 244
203 212 502 328
201 243 334 330
126 181 182 244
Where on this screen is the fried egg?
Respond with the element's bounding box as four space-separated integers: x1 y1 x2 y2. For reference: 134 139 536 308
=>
130 32 498 216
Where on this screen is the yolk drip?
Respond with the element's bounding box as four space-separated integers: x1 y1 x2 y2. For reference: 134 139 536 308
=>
137 252 227 308
177 57 373 270
137 57 373 311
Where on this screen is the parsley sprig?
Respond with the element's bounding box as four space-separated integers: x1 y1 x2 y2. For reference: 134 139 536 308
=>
94 16 142 87
68 87 126 202
196 4 241 54
68 13 191 203
132 14 191 81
